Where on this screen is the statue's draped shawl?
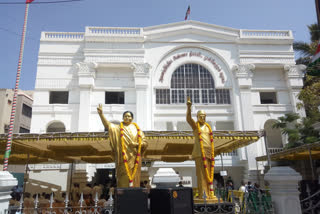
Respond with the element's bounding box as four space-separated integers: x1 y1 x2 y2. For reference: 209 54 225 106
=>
192 125 213 159
108 123 147 187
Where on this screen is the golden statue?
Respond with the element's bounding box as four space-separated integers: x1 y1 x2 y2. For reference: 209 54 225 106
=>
186 97 217 202
97 104 148 188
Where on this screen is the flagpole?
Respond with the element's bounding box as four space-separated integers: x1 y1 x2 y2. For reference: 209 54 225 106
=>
316 0 320 27
3 2 31 171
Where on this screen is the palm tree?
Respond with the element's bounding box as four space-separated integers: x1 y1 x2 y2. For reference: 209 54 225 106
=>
293 24 320 65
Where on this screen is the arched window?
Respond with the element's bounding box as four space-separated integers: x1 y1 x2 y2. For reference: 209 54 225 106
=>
156 63 230 104
46 121 66 133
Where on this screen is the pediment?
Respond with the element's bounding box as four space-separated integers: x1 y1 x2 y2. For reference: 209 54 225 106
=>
144 20 239 42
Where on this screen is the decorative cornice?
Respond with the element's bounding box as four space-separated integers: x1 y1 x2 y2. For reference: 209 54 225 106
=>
240 57 295 65
85 56 144 64
38 56 83 66
35 79 77 89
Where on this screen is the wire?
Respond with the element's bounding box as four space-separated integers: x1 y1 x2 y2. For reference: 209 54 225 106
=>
0 0 83 4
0 27 38 41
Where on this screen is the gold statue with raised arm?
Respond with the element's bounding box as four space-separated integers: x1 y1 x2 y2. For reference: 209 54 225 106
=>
186 97 218 202
97 104 147 188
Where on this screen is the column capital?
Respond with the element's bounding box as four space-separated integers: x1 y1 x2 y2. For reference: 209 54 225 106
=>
232 64 255 88
132 63 152 88
76 62 98 75
232 64 255 78
284 64 306 89
284 64 306 78
131 63 152 77
75 62 98 88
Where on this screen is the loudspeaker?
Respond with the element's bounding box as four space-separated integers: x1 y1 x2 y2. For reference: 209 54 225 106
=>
115 188 148 214
150 187 194 214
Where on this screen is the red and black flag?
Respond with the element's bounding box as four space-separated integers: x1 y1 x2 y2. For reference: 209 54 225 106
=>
185 5 190 20
307 43 320 76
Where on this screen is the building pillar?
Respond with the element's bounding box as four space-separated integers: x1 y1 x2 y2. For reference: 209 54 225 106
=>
264 166 302 214
76 62 97 132
284 64 306 117
132 63 151 130
0 171 18 212
233 64 263 183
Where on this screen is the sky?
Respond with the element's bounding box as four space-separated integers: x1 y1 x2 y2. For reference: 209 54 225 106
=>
0 0 317 90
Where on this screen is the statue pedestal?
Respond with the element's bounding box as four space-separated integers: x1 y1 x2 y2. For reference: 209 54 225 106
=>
194 197 219 204
152 168 179 188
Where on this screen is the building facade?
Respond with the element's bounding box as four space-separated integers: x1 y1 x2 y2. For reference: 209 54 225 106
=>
0 89 33 134
30 21 305 189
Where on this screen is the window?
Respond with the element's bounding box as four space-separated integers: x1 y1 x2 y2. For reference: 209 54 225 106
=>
22 104 32 118
49 91 69 104
4 125 9 133
105 92 124 104
260 92 277 104
19 127 30 133
156 63 231 104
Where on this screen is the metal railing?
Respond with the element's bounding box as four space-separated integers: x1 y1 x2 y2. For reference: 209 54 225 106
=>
211 188 274 214
6 191 113 214
301 189 320 214
7 188 275 214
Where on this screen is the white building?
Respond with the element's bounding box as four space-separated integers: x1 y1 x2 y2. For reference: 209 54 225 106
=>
30 20 305 190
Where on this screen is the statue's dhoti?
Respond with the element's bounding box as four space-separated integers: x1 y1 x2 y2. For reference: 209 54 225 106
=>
195 157 217 200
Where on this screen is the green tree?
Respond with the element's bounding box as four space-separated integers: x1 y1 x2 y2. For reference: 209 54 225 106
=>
293 23 320 120
272 113 319 149
297 75 320 121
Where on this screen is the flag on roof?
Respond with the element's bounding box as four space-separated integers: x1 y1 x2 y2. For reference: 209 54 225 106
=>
185 5 190 20
26 0 34 3
307 42 320 76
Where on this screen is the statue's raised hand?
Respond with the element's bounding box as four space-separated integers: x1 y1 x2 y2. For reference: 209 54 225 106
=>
187 96 192 107
97 104 103 115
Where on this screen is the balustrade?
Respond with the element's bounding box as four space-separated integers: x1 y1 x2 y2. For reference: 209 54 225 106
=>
240 30 292 39
41 32 84 40
86 27 142 36
301 188 320 214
